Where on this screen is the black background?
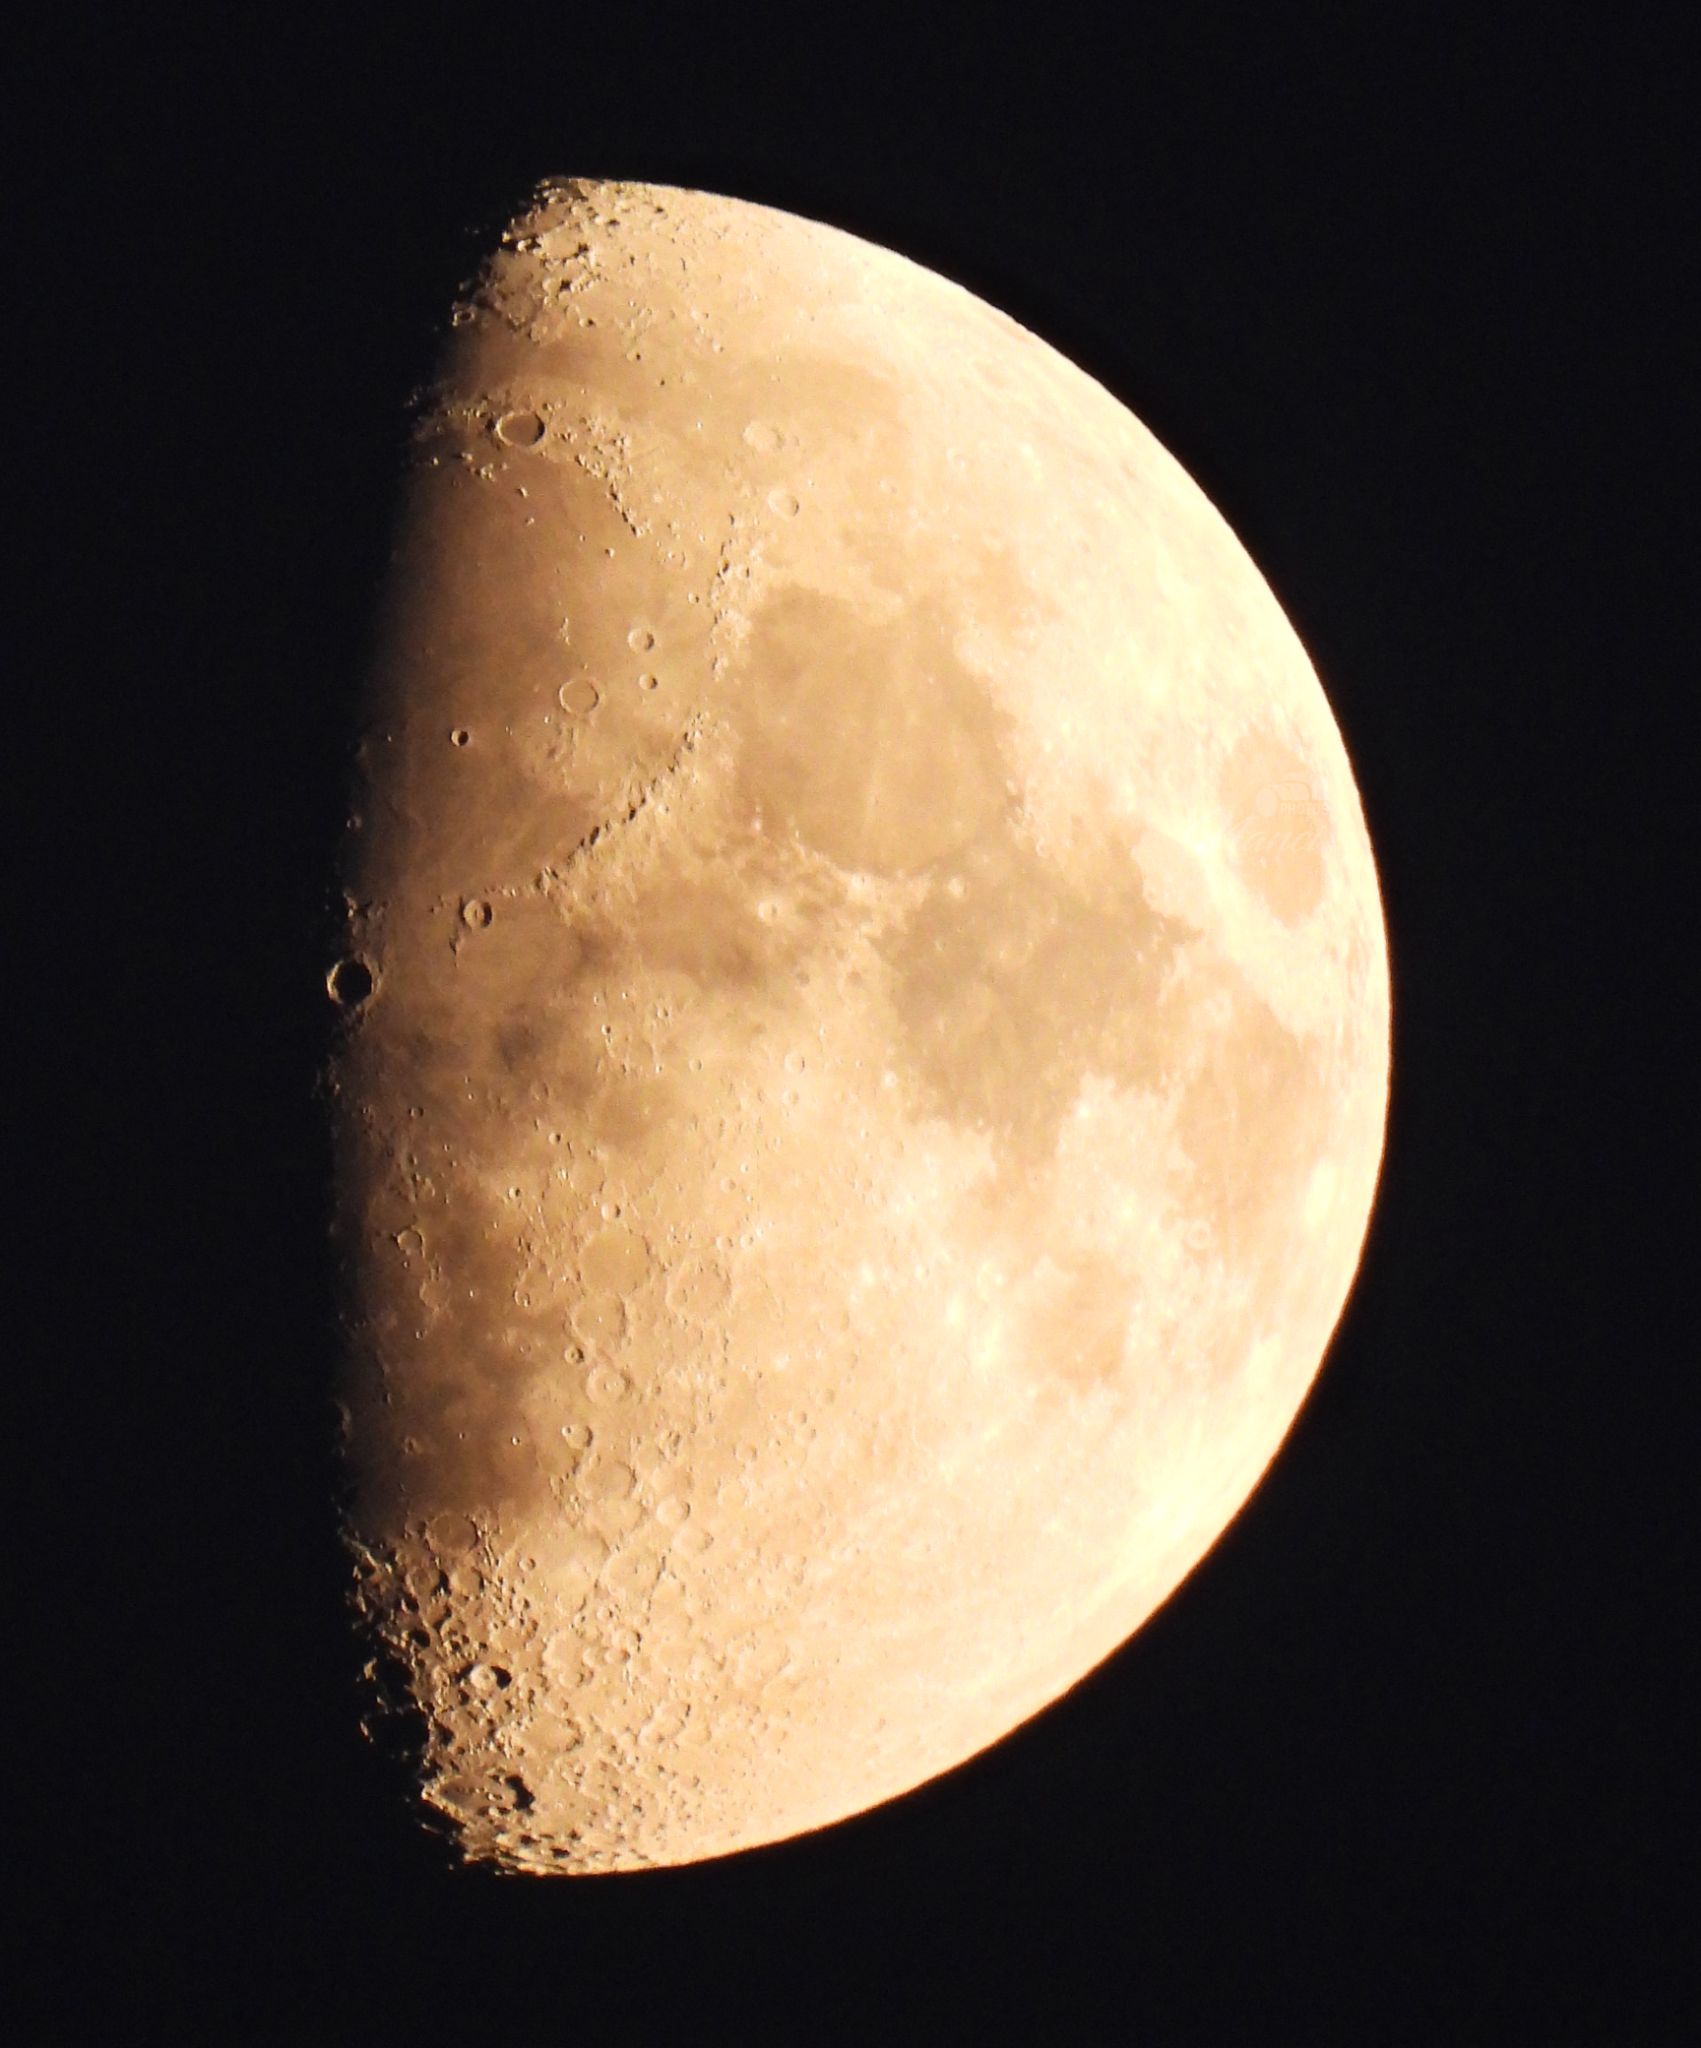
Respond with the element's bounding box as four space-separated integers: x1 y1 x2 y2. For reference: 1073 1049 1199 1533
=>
23 10 1685 2041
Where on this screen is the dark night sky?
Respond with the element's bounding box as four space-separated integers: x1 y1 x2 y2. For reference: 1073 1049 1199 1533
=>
23 10 1685 2041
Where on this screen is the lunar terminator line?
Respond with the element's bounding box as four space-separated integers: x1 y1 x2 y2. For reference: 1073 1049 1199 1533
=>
327 177 1390 1873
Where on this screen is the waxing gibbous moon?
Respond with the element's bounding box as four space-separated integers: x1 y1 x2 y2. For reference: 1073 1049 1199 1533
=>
327 177 1390 1874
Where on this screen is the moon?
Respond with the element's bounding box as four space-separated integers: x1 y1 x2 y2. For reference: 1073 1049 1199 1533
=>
327 177 1390 1874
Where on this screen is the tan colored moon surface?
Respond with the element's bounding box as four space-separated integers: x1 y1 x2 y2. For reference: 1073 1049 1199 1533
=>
327 177 1389 1874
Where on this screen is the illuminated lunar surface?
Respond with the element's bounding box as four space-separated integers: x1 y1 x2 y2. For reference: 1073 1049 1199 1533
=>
327 178 1390 1874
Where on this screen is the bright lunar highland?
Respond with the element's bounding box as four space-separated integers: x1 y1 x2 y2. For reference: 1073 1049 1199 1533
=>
327 177 1390 1874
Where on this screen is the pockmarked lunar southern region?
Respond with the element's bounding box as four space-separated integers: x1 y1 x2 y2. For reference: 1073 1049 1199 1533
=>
327 178 1391 1875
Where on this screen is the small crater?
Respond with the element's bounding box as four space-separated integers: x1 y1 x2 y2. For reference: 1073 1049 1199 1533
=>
450 727 471 747
743 420 783 453
592 1497 643 1539
576 1296 625 1346
627 627 655 652
494 409 546 448
326 956 374 1007
462 899 493 929
582 1459 635 1500
766 489 801 518
558 676 600 715
604 1549 662 1598
581 1224 649 1292
427 1513 478 1557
